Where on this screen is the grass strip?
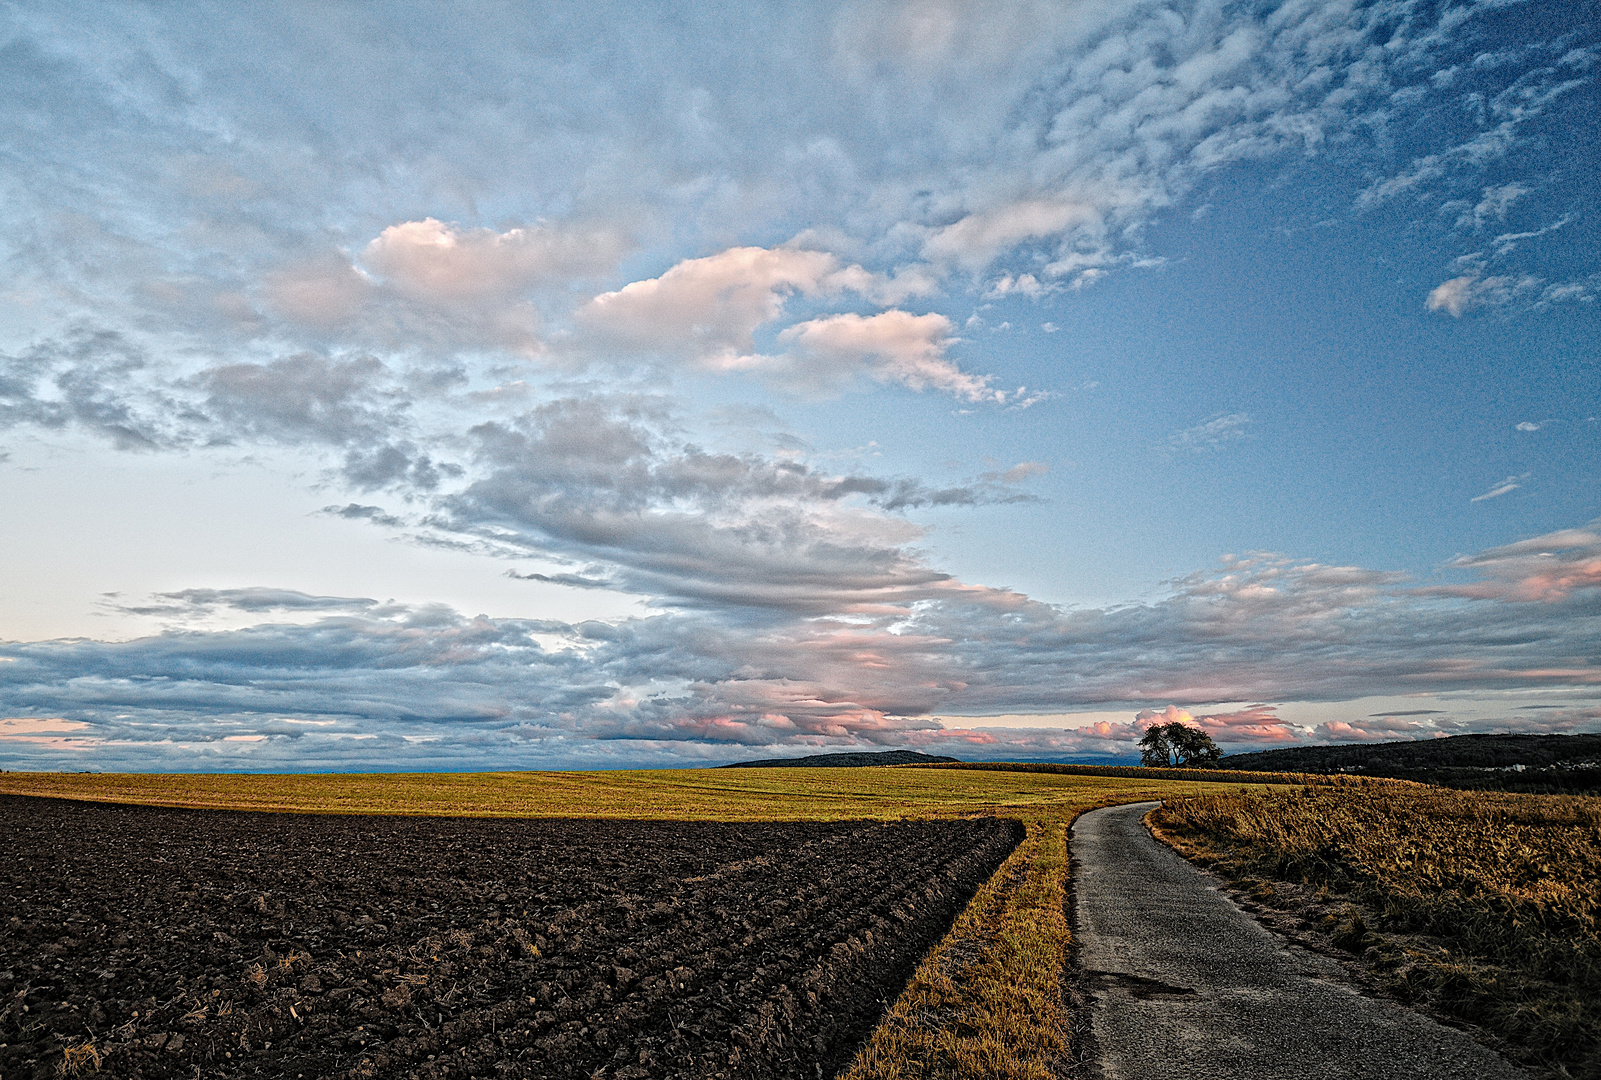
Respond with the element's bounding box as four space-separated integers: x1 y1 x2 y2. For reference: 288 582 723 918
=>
1154 785 1601 1079
843 805 1102 1080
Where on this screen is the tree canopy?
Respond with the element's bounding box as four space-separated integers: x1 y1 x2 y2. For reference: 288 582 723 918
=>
1138 722 1221 767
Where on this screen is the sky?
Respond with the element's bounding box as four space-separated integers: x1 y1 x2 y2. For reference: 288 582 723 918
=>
1 0 1598 772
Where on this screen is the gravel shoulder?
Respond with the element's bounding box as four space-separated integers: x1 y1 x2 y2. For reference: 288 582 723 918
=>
1070 801 1531 1080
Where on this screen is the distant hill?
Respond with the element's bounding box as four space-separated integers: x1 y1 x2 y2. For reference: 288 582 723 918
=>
1217 732 1601 792
718 750 960 768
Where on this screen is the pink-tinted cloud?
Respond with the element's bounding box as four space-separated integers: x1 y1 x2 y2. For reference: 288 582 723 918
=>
579 246 874 363
364 218 626 301
263 254 375 329
1423 523 1601 602
1312 717 1441 743
1135 703 1303 744
774 310 996 400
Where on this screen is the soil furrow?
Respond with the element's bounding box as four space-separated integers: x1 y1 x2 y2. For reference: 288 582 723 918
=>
1 795 1019 1079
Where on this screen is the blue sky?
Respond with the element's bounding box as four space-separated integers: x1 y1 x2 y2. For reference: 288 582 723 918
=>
1 0 1598 771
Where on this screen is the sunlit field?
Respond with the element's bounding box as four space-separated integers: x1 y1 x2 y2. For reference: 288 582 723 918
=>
0 764 1237 822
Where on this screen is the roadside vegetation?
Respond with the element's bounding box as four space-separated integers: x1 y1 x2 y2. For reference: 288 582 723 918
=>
842 817 1077 1080
1154 783 1601 1078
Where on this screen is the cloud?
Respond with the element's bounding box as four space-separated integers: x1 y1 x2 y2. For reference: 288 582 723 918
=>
1534 276 1600 308
263 254 375 329
0 4 1597 773
771 310 997 401
196 354 450 490
1170 413 1251 452
1134 703 1304 745
1455 183 1529 229
925 198 1100 270
1359 54 1589 211
7 518 1601 771
0 329 186 451
103 588 389 618
320 503 407 528
1425 522 1601 602
1312 716 1443 743
578 253 1014 403
980 461 1049 484
362 218 626 302
1426 274 1540 316
1490 214 1573 257
433 394 1049 614
578 246 877 365
1469 473 1527 503
1312 706 1601 744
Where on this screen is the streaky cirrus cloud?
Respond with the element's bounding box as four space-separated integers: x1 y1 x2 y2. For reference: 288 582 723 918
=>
1468 473 1528 503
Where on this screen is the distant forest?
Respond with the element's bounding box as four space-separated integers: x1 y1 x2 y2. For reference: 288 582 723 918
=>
1217 732 1601 793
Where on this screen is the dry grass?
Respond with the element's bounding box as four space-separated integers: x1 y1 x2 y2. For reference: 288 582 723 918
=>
1155 784 1601 1078
842 814 1081 1080
58 1043 100 1076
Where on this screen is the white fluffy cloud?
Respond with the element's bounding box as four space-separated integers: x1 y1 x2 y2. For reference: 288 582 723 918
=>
578 246 877 364
771 310 996 400
578 248 1007 402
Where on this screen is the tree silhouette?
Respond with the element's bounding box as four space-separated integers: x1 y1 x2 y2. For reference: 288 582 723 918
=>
1138 722 1221 767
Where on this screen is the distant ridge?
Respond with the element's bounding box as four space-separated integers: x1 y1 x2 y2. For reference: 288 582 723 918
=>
718 750 960 768
1216 731 1601 792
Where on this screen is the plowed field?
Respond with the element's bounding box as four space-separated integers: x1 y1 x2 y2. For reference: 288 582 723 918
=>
0 795 1019 1080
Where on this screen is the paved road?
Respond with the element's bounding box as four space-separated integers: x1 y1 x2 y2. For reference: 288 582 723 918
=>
1071 801 1530 1080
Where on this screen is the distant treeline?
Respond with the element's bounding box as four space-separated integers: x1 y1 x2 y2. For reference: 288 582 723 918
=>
1214 732 1601 793
916 760 1377 788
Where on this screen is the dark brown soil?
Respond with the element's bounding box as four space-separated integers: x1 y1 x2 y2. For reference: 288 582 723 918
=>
0 795 1018 1080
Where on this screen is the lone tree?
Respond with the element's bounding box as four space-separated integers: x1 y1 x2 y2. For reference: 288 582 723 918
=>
1138 722 1221 767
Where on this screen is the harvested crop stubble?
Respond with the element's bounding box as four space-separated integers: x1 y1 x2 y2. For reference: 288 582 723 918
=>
1154 784 1601 1078
0 795 1020 1080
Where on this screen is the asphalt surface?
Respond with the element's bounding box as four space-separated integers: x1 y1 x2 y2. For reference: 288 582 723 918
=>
1070 801 1531 1080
